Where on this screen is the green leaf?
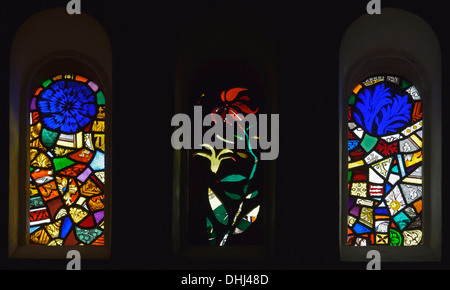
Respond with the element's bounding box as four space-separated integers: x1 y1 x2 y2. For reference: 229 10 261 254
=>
233 205 260 235
219 174 246 182
208 188 229 225
206 217 216 245
245 190 259 199
224 191 241 200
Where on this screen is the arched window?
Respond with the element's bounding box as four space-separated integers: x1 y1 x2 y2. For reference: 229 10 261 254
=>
9 8 112 258
339 9 441 261
172 6 277 260
347 74 423 246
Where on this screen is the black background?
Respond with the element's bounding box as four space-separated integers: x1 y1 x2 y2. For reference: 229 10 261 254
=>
1 0 449 279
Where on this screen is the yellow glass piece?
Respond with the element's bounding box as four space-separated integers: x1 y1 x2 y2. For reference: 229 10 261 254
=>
94 134 105 151
193 144 234 174
348 160 364 169
376 234 389 245
231 202 244 226
405 151 422 167
53 147 74 156
237 152 248 159
31 153 52 168
372 157 392 177
360 207 373 227
410 134 422 148
80 179 101 196
363 77 384 86
92 120 105 132
350 182 367 197
30 123 42 140
97 106 105 119
30 149 38 161
70 207 88 223
88 195 105 211
48 239 64 246
389 200 401 211
403 177 422 184
45 220 61 238
30 229 49 244
30 184 39 196
30 138 45 150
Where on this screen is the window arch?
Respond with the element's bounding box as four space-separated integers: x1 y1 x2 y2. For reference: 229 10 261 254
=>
9 8 112 258
339 8 441 261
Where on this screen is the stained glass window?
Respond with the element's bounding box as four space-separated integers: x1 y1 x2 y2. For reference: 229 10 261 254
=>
347 75 423 246
29 74 106 246
189 86 264 246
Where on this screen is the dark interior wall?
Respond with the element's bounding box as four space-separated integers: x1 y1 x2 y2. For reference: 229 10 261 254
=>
0 0 449 274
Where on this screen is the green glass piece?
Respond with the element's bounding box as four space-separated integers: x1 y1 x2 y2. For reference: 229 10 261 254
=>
224 191 241 200
30 196 45 209
348 171 352 183
236 218 252 232
53 157 75 172
390 229 402 246
214 204 228 225
219 174 246 182
361 134 378 152
75 227 102 244
206 217 216 245
245 190 259 199
349 94 356 105
401 80 411 89
42 79 52 88
41 128 58 147
97 91 105 105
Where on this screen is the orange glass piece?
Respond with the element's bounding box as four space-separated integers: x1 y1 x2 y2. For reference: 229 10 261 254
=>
75 75 88 82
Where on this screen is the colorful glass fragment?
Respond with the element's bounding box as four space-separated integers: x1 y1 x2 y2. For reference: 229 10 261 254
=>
29 74 106 246
347 75 423 246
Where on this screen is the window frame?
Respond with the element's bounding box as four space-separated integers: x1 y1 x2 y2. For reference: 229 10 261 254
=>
339 9 441 262
172 56 277 261
9 8 112 259
171 5 277 261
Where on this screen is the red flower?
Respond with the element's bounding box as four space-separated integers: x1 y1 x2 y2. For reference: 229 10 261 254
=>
211 87 259 125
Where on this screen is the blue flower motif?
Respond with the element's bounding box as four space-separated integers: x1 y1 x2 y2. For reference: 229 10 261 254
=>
353 83 412 136
37 80 97 133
